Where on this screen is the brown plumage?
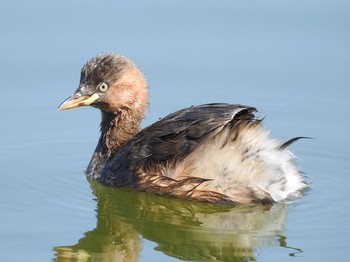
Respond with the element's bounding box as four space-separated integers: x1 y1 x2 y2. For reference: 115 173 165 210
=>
58 54 307 205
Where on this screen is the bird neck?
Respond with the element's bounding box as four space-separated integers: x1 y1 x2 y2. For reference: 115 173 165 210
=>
86 109 143 178
101 110 142 152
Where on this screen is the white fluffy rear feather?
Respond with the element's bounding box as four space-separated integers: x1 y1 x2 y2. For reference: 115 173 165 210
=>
166 123 307 202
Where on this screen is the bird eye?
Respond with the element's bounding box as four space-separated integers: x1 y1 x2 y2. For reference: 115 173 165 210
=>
97 82 109 92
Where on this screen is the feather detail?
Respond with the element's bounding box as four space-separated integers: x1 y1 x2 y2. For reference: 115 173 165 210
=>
278 136 313 150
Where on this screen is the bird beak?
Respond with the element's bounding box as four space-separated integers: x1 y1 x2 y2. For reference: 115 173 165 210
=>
58 93 99 110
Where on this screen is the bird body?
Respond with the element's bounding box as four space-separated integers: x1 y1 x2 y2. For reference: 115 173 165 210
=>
59 54 307 205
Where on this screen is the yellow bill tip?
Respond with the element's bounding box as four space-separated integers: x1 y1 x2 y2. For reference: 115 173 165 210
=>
58 93 99 110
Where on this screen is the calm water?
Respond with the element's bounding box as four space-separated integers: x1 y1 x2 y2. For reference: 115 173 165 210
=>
1 0 349 261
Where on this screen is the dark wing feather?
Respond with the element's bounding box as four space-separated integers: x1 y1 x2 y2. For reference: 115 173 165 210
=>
100 103 257 186
278 136 313 150
131 103 257 168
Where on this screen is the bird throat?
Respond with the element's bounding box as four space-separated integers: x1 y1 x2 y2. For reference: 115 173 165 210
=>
86 110 141 178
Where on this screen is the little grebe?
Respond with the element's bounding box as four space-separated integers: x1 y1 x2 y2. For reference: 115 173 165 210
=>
58 54 307 205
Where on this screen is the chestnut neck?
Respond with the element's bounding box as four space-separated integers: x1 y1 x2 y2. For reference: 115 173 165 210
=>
86 109 143 178
101 110 142 153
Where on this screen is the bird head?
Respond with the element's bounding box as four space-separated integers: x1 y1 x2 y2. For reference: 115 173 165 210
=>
58 54 148 115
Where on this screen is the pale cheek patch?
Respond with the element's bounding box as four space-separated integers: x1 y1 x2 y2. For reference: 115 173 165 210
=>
108 69 148 113
119 89 134 105
118 87 148 115
106 86 135 111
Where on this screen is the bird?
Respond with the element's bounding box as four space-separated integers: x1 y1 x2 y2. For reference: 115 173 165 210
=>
58 54 307 205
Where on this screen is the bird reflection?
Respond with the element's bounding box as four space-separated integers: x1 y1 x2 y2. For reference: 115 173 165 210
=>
53 181 302 261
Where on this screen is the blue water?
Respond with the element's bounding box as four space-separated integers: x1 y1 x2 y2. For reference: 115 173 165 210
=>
1 0 349 261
